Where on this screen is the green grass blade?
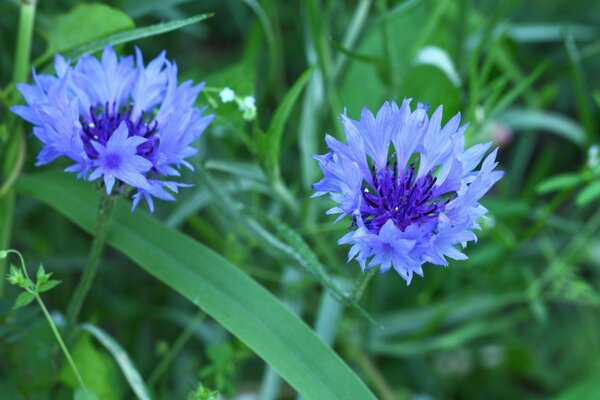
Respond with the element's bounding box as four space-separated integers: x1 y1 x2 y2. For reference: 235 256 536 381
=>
498 107 586 146
80 324 151 400
34 13 213 66
16 171 377 400
259 67 314 182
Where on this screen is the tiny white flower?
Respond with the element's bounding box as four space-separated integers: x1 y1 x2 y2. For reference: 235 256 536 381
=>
588 144 599 169
239 96 257 121
242 96 255 108
219 87 235 103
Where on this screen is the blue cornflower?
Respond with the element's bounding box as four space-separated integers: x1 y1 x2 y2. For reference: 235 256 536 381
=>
12 45 214 211
312 100 503 284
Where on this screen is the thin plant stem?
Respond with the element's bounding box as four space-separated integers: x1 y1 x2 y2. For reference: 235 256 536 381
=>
341 336 396 400
65 193 115 333
37 297 91 398
148 310 205 387
350 266 379 303
0 193 15 296
4 249 91 399
13 0 36 85
1 0 36 297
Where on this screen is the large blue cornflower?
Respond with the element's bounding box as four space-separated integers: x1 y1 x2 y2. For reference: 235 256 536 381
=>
312 100 503 284
12 45 214 211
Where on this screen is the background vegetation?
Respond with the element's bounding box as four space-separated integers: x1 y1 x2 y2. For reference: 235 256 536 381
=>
1 0 600 399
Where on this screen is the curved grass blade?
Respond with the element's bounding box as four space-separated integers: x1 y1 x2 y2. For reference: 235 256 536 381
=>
80 323 151 400
258 67 314 182
195 165 375 322
255 211 377 325
498 107 586 146
34 13 214 67
17 171 377 400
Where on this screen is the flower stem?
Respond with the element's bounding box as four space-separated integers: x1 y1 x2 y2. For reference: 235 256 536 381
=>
65 193 114 333
147 310 205 387
0 193 15 297
349 266 379 303
13 0 36 85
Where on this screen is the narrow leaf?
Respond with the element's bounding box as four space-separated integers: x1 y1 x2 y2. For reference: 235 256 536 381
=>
413 46 461 87
34 13 214 66
576 181 600 206
17 171 376 400
259 68 314 181
80 324 152 400
44 4 134 58
536 173 582 194
498 108 586 146
38 279 62 293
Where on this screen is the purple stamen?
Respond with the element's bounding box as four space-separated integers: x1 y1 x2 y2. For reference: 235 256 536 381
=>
360 162 447 234
80 102 160 161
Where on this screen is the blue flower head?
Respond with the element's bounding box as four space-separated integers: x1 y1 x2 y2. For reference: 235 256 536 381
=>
312 100 503 284
12 45 214 212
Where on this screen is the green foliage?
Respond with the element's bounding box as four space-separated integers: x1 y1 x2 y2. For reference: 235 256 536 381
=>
44 3 134 58
59 333 122 400
2 0 600 399
16 171 378 400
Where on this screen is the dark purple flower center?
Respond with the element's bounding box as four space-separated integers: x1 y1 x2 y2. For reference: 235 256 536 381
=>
104 153 121 169
359 162 447 234
80 101 159 160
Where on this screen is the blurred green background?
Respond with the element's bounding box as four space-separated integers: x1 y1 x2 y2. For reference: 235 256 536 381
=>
2 0 600 399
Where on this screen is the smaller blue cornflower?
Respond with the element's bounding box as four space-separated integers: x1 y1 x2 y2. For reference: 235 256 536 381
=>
12 45 214 211
312 100 503 284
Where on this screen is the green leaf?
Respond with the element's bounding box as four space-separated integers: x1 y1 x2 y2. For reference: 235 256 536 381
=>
413 46 461 87
576 181 600 206
374 0 425 25
38 279 61 293
35 13 214 67
36 263 50 285
59 333 123 400
17 171 376 400
258 68 314 181
44 3 134 61
256 211 376 324
498 108 586 146
593 90 600 110
80 324 151 400
536 173 582 194
74 387 100 400
13 291 34 309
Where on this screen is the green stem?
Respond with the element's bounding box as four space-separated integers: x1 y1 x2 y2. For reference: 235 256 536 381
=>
350 267 379 303
341 337 396 400
1 0 37 298
65 193 114 333
13 0 36 85
4 249 91 398
37 296 91 398
0 192 15 296
147 310 205 387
